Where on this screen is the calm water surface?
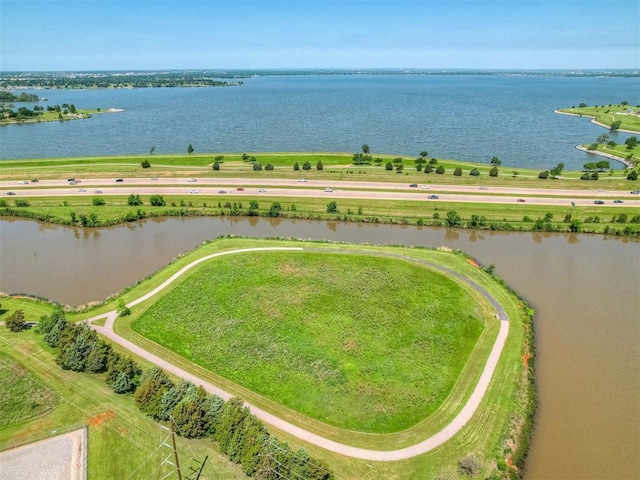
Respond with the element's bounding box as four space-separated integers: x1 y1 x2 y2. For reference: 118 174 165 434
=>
0 217 638 479
1 75 638 170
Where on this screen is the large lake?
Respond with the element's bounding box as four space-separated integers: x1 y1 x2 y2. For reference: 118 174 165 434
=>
1 74 638 170
1 73 639 479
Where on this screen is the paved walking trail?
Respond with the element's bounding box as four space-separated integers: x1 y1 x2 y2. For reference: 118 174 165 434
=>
87 247 510 461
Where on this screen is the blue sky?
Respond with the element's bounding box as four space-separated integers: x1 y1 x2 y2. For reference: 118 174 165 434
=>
1 0 638 71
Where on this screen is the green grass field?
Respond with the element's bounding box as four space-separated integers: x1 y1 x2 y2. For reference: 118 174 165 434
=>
132 251 487 433
558 103 640 133
0 352 57 430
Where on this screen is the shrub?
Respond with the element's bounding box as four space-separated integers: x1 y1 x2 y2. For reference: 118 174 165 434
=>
127 194 143 206
538 170 549 179
117 299 131 317
454 167 462 176
489 166 499 177
268 202 282 217
436 165 445 174
469 167 480 176
14 199 30 207
5 309 26 332
627 170 638 180
150 194 166 206
141 160 150 168
458 455 482 475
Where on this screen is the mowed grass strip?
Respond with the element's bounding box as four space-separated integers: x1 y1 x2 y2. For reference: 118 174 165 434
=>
132 251 485 433
0 352 57 430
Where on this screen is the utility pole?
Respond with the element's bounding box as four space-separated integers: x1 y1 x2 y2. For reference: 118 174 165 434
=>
169 416 183 480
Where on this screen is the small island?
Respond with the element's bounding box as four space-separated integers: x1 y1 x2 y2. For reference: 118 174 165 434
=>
0 91 44 103
0 100 116 125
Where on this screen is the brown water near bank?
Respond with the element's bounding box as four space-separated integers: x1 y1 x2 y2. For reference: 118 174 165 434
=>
0 216 638 479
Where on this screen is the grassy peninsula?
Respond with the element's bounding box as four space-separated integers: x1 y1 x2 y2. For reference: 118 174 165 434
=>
1 236 535 479
556 102 640 133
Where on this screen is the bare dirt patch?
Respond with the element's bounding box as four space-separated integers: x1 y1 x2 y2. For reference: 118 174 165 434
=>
87 410 115 428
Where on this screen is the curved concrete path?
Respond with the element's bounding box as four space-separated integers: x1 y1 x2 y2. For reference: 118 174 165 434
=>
87 247 510 461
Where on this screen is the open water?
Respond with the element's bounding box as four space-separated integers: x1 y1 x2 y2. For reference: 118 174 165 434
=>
1 73 638 170
1 72 639 479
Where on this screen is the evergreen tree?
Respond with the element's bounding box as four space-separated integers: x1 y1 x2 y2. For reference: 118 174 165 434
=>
171 387 212 438
43 310 68 347
134 367 174 417
158 381 197 421
85 340 112 373
240 415 268 476
215 397 250 460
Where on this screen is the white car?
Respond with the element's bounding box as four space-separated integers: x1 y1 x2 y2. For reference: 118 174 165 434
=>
78 188 87 192
18 180 29 184
324 187 333 192
258 188 267 193
190 189 199 194
421 185 430 190
187 178 197 182
298 178 307 182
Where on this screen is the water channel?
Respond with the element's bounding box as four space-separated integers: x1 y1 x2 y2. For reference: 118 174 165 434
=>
0 217 638 479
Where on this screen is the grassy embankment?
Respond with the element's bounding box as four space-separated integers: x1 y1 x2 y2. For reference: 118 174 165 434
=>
0 297 249 479
95 237 533 479
1 153 639 235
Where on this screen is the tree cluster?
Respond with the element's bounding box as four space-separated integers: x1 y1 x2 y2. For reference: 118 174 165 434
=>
135 371 332 479
0 91 40 102
37 310 139 393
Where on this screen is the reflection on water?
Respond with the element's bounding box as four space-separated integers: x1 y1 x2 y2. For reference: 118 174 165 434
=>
0 217 638 479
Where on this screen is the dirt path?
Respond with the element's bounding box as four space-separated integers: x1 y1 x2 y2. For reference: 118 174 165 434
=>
87 247 510 461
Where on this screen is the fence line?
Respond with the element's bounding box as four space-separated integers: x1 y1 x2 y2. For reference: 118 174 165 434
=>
0 422 85 452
